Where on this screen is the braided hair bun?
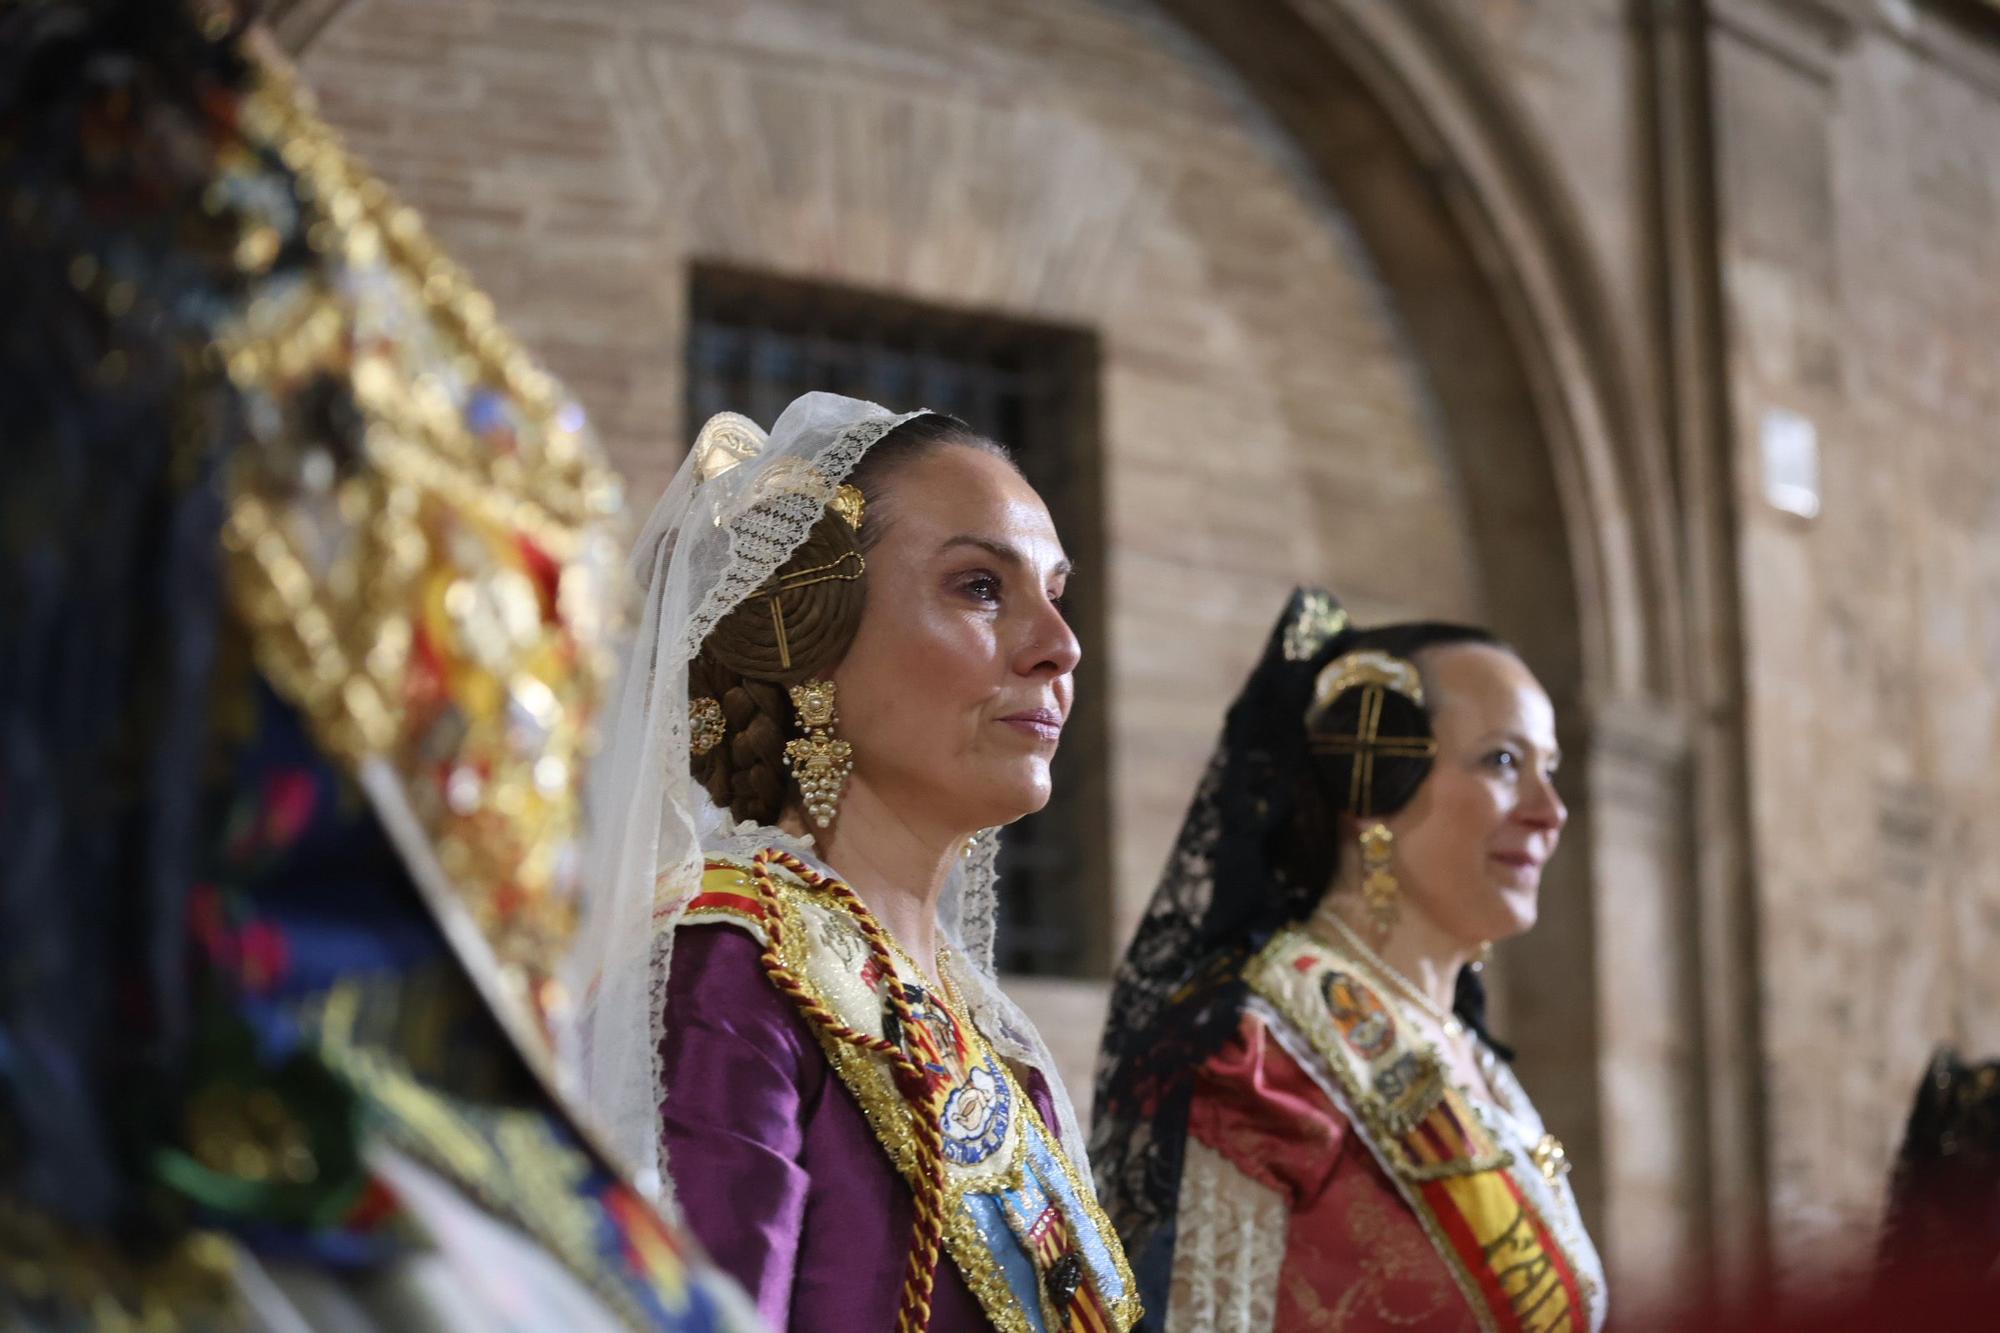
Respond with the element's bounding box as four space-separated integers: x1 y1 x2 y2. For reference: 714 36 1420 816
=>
1301 623 1500 824
688 411 1015 825
688 507 866 823
1296 620 1514 1056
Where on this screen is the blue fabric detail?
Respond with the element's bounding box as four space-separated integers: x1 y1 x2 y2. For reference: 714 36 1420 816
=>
1024 1131 1128 1303
965 1191 1050 1333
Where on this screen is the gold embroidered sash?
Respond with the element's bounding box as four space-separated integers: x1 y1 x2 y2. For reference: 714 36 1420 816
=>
1246 927 1592 1332
685 857 1140 1333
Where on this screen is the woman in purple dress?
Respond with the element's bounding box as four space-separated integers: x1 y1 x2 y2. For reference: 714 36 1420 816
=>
566 394 1139 1333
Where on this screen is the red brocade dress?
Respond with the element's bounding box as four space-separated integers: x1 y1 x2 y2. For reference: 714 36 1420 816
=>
1164 925 1607 1332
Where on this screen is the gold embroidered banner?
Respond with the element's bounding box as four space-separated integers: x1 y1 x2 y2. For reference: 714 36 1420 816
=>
1248 929 1589 1332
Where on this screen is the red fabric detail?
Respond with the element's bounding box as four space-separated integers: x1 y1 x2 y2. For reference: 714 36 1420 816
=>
407 621 446 712
514 535 561 617
1494 1169 1587 1330
1187 1012 1478 1331
1188 1013 1351 1205
1415 1120 1456 1166
260 768 319 850
1422 1179 1509 1322
686 889 766 921
341 1177 403 1232
1424 1170 1587 1331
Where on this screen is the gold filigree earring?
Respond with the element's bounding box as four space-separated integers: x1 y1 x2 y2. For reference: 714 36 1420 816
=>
689 696 725 757
1359 824 1399 939
784 679 854 828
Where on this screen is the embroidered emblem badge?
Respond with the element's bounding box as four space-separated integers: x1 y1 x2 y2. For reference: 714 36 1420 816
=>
940 1056 1012 1166
1321 969 1395 1060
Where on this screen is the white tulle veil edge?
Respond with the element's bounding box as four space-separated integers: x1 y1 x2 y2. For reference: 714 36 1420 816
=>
557 391 1094 1211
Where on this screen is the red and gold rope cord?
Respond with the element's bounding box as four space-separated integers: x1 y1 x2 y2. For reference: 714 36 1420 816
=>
747 848 950 1333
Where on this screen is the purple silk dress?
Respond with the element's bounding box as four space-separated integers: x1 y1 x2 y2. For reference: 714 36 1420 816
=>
662 925 1064 1332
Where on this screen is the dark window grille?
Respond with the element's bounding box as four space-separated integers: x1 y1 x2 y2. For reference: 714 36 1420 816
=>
685 264 1108 978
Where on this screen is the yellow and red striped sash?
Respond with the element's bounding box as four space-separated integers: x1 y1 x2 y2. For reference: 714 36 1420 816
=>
1016 1198 1115 1333
1246 928 1591 1333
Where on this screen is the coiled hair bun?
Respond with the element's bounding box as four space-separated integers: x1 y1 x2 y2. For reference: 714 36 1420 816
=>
688 411 1016 825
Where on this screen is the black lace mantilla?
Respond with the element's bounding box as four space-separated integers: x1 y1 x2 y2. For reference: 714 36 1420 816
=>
1089 587 1514 1316
1089 588 1350 1305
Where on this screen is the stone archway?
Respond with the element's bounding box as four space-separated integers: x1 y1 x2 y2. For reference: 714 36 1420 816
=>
1150 0 1746 1300
1155 0 1680 790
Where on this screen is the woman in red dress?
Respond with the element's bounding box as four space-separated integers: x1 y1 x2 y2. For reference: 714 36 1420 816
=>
1093 588 1606 1331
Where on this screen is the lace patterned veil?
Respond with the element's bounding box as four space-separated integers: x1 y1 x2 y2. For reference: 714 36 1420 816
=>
561 391 1094 1209
1089 587 1353 1300
1091 587 1519 1312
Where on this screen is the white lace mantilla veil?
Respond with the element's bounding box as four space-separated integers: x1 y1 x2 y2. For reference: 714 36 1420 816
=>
559 391 1096 1212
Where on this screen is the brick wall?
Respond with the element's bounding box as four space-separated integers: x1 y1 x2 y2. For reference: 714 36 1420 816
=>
1712 2 2000 1272
297 0 2000 1301
1385 0 2000 1289
300 0 1483 1117
1437 0 2000 1287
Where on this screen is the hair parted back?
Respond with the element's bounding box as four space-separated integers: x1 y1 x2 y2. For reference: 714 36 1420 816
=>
1291 621 1518 1053
687 411 1016 823
1300 621 1505 830
1270 621 1509 929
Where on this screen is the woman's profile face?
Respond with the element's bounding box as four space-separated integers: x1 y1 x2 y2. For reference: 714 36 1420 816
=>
830 444 1079 840
1383 643 1567 946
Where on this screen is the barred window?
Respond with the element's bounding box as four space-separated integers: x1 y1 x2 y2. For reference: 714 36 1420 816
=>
686 264 1108 977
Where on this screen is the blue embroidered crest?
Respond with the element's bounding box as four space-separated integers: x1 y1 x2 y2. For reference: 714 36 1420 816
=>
940 1054 1011 1166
